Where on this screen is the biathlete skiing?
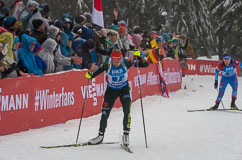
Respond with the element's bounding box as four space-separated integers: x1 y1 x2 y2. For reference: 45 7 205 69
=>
210 53 240 110
85 48 149 147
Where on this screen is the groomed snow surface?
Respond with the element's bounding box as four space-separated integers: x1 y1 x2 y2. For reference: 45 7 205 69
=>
1 75 242 160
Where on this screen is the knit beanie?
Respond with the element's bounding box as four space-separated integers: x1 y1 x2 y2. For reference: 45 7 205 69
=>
118 21 126 27
132 34 143 46
110 25 119 31
3 16 17 28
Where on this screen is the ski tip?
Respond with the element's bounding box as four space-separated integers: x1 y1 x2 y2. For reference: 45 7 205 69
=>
120 144 133 153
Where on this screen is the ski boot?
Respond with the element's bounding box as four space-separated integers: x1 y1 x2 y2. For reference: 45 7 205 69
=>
88 131 104 145
209 102 220 110
231 97 239 110
122 131 129 147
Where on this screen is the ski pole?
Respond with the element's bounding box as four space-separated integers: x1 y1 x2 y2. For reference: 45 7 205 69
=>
76 79 90 144
135 57 148 148
216 89 225 109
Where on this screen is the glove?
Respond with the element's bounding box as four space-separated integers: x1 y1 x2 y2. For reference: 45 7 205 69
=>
85 72 92 79
133 49 141 57
214 80 218 89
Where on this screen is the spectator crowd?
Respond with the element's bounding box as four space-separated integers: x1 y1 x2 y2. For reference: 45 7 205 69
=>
0 0 192 79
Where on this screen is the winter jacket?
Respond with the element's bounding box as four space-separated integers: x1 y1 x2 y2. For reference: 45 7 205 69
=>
38 38 57 74
17 34 43 75
120 33 134 54
72 38 85 56
60 31 72 57
73 25 94 40
80 39 95 69
60 32 76 70
31 30 48 44
35 55 47 71
0 32 14 60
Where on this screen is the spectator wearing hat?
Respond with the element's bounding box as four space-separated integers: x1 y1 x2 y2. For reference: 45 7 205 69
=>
73 15 94 41
30 19 47 44
106 29 123 51
132 34 143 48
162 32 171 43
118 21 127 27
156 37 166 57
62 13 74 41
54 20 65 31
119 26 134 57
0 32 14 60
146 37 166 63
17 33 43 75
85 48 149 147
141 32 151 51
60 33 80 70
149 31 159 48
75 15 87 26
110 24 119 31
166 40 178 60
38 38 57 74
3 16 20 36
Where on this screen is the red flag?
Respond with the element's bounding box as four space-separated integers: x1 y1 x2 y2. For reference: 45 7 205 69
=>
92 0 104 27
158 61 170 98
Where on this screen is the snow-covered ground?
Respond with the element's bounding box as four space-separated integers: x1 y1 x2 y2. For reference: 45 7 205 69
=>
1 75 242 160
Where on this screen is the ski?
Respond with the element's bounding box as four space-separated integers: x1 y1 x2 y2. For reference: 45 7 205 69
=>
188 108 242 112
120 144 133 153
40 141 118 149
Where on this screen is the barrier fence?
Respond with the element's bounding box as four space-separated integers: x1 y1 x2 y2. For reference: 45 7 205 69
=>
0 60 182 136
3 59 238 136
183 59 240 76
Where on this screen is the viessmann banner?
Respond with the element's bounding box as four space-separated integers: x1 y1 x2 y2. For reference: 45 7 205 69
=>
0 61 182 136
